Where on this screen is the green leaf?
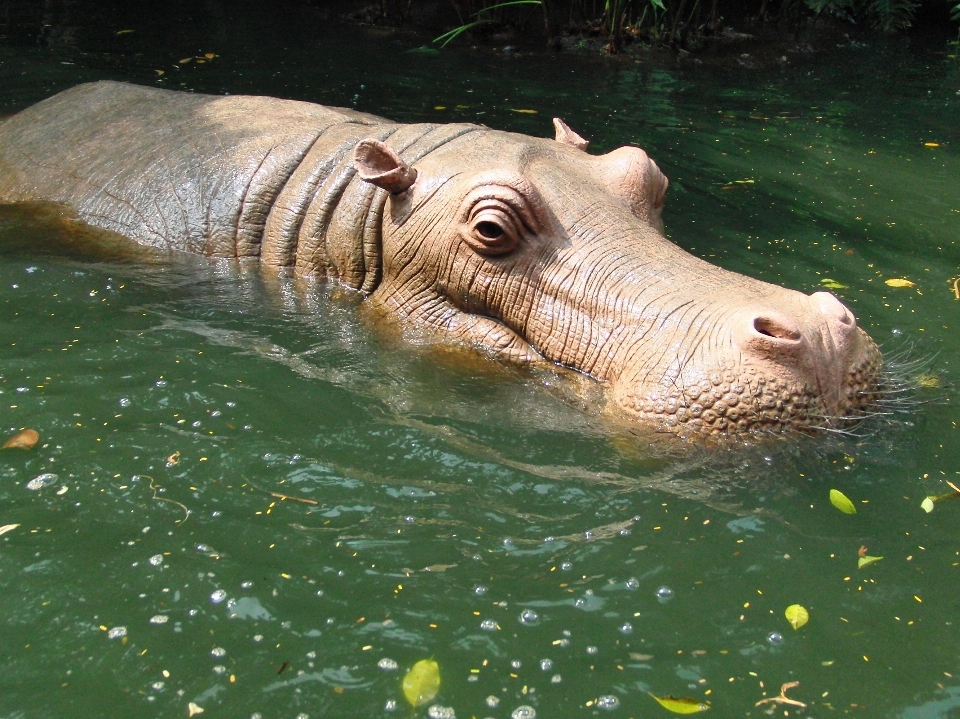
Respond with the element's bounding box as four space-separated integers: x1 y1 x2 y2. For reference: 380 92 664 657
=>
829 489 857 514
785 604 809 630
402 659 440 708
858 555 883 568
649 694 710 714
921 496 935 513
820 278 849 290
650 0 666 10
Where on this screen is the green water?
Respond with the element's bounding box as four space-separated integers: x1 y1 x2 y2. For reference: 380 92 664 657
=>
2 4 960 718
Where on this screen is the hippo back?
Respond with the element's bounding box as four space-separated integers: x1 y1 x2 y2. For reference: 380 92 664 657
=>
0 81 390 256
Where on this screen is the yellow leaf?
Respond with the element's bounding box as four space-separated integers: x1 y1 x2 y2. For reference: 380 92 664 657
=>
179 57 192 64
785 604 809 630
884 278 915 288
188 703 204 717
204 53 216 59
155 69 165 76
829 489 857 514
402 659 440 707
2 428 39 450
924 142 940 147
920 497 935 513
650 694 710 714
434 106 446 110
918 374 940 388
858 555 883 568
511 108 538 114
0 524 20 536
820 278 848 290
196 59 206 64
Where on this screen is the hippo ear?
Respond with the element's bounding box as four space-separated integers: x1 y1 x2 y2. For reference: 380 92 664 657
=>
553 118 589 151
354 139 418 195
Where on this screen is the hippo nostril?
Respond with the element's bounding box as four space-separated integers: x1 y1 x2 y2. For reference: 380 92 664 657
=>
811 291 855 328
752 315 801 342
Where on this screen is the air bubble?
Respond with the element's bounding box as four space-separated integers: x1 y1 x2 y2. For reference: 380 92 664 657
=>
149 615 169 625
473 585 488 596
486 696 500 708
404 516 415 524
767 631 784 645
119 398 131 407
211 647 226 657
625 577 639 589
511 706 536 719
597 695 620 710
385 700 397 712
551 674 562 684
587 646 598 655
210 590 227 603
656 586 674 602
156 380 167 387
539 658 553 671
510 660 522 669
149 554 164 566
560 562 572 571
25 473 57 490
240 581 253 589
519 609 539 625
620 622 633 634
378 658 399 671
107 626 127 639
151 681 164 691
480 619 498 631
427 705 455 719
213 665 226 674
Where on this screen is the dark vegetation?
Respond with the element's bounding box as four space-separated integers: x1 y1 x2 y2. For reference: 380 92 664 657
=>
344 0 960 53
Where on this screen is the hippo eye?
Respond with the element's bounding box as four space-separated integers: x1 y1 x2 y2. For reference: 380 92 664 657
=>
460 200 523 256
476 221 504 240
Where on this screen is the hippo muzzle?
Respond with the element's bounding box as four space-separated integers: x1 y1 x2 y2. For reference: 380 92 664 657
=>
0 82 883 436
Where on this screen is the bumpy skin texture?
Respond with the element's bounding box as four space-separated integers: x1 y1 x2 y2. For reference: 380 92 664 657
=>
0 81 882 436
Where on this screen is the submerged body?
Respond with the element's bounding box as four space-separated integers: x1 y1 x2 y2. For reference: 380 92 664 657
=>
0 81 882 436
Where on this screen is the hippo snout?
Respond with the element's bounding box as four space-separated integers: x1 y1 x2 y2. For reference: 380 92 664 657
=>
612 290 883 437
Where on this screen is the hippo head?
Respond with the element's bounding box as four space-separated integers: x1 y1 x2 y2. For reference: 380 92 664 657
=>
353 120 882 437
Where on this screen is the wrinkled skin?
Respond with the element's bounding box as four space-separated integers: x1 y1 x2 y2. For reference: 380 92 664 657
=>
0 82 882 436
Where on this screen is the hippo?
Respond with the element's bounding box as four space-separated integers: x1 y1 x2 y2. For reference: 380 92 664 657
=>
0 81 882 436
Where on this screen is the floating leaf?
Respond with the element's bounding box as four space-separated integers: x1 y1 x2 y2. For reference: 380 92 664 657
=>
0 524 20 536
858 555 883 568
188 703 204 716
924 142 940 147
179 57 192 64
784 604 809 630
402 659 440 707
649 694 710 714
511 108 538 114
820 278 849 290
884 278 915 288
155 69 165 76
921 497 935 513
918 374 940 388
166 451 180 466
116 29 135 35
2 429 39 450
829 489 857 514
204 53 216 59
434 106 447 110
